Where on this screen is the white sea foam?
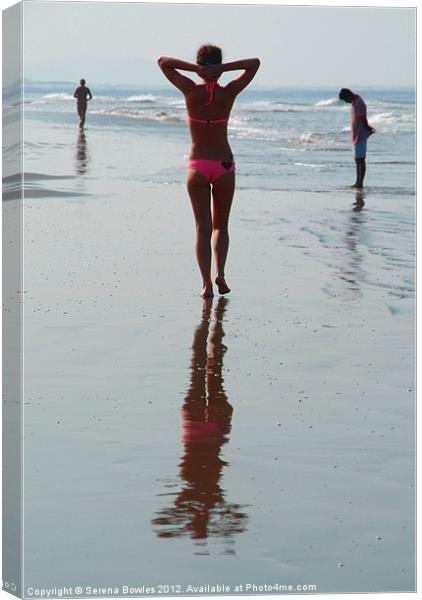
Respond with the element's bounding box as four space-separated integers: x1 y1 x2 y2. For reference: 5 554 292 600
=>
228 115 252 126
239 98 347 114
29 93 70 105
43 92 74 101
154 111 185 123
314 97 342 107
371 112 395 124
167 99 186 108
371 111 414 124
237 100 308 113
126 94 185 107
338 110 414 134
90 107 147 119
229 126 286 142
294 161 321 168
34 92 117 104
126 94 160 103
299 132 321 144
369 111 415 133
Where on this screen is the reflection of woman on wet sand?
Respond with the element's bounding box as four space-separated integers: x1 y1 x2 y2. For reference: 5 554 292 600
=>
152 298 247 542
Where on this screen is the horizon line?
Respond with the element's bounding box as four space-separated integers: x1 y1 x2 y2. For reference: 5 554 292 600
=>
22 78 416 90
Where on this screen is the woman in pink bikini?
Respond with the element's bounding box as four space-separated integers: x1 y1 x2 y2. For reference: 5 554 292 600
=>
158 46 260 298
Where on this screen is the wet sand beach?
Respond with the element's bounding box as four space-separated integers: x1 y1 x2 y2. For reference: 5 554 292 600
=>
4 115 415 593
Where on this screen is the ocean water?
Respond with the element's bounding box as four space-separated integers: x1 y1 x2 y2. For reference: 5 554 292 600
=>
21 81 415 195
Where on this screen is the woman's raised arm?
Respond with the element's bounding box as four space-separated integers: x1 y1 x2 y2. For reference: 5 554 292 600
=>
157 56 198 93
223 58 261 95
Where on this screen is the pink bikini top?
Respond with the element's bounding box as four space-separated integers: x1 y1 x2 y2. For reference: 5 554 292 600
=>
187 81 229 125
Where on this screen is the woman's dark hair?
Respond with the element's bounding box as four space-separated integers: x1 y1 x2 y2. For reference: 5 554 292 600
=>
196 44 222 66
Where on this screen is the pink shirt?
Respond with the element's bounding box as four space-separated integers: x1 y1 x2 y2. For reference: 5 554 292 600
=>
351 95 369 144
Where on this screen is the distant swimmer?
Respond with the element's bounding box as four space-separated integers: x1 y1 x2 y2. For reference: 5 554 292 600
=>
339 88 375 189
158 46 260 298
73 78 93 129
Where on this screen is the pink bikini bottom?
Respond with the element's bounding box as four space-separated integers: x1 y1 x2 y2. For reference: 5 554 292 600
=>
188 159 236 183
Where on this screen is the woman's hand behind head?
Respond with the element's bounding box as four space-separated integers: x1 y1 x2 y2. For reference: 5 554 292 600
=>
198 63 223 82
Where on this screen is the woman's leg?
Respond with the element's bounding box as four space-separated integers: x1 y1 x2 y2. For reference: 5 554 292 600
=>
211 173 235 293
187 170 213 297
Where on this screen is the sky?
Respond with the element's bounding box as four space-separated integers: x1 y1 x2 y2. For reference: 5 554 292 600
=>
5 1 418 87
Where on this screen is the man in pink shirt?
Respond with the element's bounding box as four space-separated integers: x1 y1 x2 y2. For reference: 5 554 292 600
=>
339 88 375 189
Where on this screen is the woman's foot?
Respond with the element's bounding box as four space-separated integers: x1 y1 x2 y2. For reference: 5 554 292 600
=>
201 283 214 298
215 276 231 295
